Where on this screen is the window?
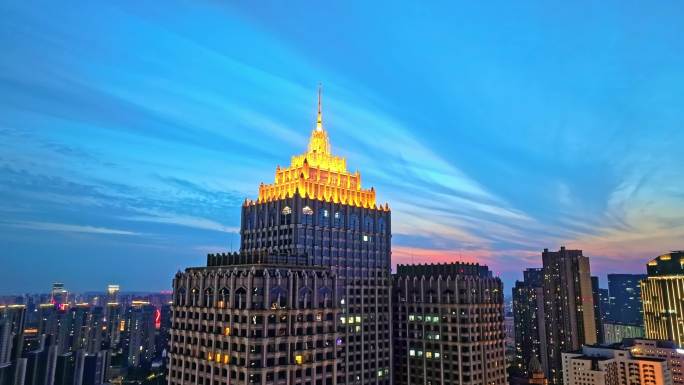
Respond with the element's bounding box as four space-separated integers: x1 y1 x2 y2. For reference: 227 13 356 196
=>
282 206 292 215
302 206 314 215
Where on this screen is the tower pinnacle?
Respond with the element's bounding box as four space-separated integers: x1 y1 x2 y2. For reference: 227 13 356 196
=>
316 84 323 131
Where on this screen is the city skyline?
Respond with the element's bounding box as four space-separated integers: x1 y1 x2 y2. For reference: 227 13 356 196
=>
3 2 684 293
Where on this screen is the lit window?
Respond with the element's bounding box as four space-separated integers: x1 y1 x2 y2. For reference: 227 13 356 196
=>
409 350 416 357
340 316 347 324
435 352 440 359
363 235 368 242
377 370 383 377
334 212 340 219
426 352 432 359
295 355 303 365
355 316 361 323
282 206 292 215
323 209 329 217
302 206 313 215
215 353 221 362
355 325 361 332
408 315 415 321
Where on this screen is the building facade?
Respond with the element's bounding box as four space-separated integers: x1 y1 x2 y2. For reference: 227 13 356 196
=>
169 259 339 385
622 339 684 385
607 274 646 326
562 345 671 385
642 251 684 348
603 323 644 345
169 89 392 385
542 247 597 385
391 263 506 385
512 268 547 379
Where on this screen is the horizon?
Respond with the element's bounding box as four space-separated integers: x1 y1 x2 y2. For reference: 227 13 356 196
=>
2 2 683 294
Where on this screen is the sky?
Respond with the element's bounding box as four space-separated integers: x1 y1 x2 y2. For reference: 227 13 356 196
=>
1 1 683 294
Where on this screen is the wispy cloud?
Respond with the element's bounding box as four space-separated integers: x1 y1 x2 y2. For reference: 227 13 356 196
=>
1 221 139 236
123 212 239 234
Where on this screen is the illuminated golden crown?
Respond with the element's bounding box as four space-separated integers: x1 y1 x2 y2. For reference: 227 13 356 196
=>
245 87 389 211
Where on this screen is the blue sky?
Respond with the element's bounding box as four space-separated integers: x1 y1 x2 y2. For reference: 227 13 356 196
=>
1 1 683 293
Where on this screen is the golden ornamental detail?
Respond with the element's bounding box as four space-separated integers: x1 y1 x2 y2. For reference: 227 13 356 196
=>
246 87 389 211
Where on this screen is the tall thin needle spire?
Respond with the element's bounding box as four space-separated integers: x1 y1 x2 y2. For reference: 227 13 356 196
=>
316 84 323 131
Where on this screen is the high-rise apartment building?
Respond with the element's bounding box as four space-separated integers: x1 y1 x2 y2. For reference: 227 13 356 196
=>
591 276 607 344
169 89 391 385
562 345 671 385
512 268 547 378
106 285 120 306
642 251 684 348
542 247 597 384
607 274 646 326
391 263 506 385
125 301 156 367
622 339 684 385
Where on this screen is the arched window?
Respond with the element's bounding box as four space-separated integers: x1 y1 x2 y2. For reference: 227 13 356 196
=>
270 286 288 309
364 216 373 232
175 287 186 306
191 288 200 307
252 287 264 310
218 287 229 308
349 214 359 231
204 288 214 307
269 209 277 227
234 288 247 310
334 212 343 228
443 289 454 304
298 287 313 309
280 206 292 225
302 206 314 225
319 209 330 227
318 287 332 308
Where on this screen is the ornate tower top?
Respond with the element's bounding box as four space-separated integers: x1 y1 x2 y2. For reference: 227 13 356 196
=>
246 87 389 211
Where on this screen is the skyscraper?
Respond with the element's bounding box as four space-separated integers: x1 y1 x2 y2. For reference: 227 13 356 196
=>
642 251 684 348
169 88 392 385
106 285 120 306
392 263 507 385
512 268 547 379
607 274 647 326
125 301 156 368
591 276 607 344
541 247 597 385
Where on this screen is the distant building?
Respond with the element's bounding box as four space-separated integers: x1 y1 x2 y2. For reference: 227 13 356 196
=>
607 274 646 325
512 268 547 378
542 247 597 384
125 302 156 367
592 276 607 344
106 285 120 306
603 322 644 344
622 338 684 385
562 345 671 385
392 262 507 385
642 251 684 348
50 284 68 310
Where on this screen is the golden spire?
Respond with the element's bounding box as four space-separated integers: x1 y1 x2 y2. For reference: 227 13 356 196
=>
316 84 323 131
249 85 388 211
